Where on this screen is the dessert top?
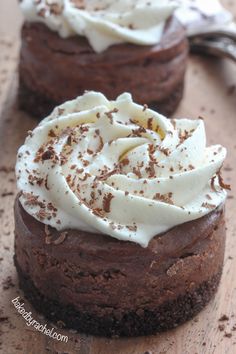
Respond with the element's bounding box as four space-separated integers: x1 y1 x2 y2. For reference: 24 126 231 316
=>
20 0 177 52
20 0 233 52
16 91 229 247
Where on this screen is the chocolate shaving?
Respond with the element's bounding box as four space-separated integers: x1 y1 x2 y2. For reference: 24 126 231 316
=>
132 126 146 136
132 167 142 178
53 232 68 245
35 209 51 221
148 144 156 162
76 168 84 174
79 172 91 181
82 160 90 167
47 202 57 212
28 174 44 186
48 129 57 138
147 118 153 130
92 208 105 217
126 224 137 232
66 135 72 146
23 193 45 208
178 129 192 146
142 104 148 111
146 161 155 178
41 149 54 161
98 168 120 181
153 192 173 205
97 136 104 153
2 276 15 290
201 202 216 210
58 108 65 116
1 191 14 197
0 166 14 173
217 171 231 191
87 149 94 155
120 158 129 166
158 146 170 156
218 324 225 332
105 108 118 123
211 176 217 192
219 314 229 322
103 193 114 213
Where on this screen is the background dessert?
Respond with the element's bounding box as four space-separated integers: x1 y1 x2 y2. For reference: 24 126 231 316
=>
18 0 234 120
18 0 188 118
14 92 229 336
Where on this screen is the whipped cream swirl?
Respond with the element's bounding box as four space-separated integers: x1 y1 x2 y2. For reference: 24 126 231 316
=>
20 0 177 52
175 0 233 36
16 92 228 247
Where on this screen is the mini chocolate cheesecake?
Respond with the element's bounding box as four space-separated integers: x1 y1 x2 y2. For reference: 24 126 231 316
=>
18 1 188 118
14 92 229 337
14 198 225 337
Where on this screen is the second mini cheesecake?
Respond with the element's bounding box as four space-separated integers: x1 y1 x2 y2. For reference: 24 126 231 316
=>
18 0 188 118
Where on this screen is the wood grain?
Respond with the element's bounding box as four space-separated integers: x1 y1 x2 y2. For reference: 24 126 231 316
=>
0 1 236 353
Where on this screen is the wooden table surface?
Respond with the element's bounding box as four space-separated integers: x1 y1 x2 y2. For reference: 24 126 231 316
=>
0 1 236 353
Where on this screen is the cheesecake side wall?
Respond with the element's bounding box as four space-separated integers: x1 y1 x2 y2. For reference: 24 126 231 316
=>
14 198 226 314
18 18 188 118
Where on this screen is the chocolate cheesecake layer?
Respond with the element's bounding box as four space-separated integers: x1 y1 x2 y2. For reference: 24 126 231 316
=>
19 17 188 118
14 197 225 337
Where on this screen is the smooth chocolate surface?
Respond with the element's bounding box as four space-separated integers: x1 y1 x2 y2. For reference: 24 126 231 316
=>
14 196 226 336
18 17 188 118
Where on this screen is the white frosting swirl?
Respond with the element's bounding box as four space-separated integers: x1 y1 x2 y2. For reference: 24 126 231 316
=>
20 0 235 52
20 0 177 53
175 0 233 36
16 92 227 247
